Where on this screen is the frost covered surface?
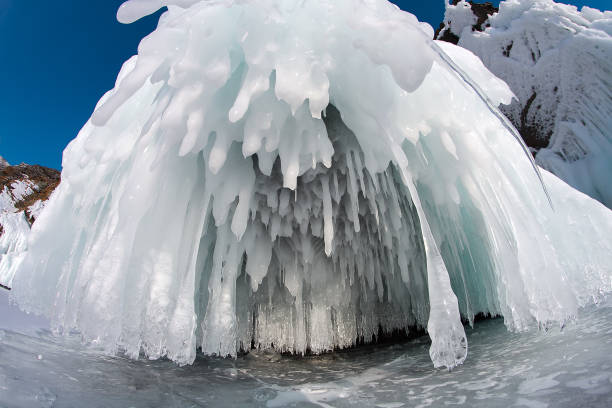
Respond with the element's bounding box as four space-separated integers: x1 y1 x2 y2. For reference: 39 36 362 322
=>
439 0 612 207
10 0 612 369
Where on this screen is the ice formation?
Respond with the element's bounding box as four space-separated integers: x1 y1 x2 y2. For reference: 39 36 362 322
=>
438 0 612 208
0 163 60 288
7 0 612 369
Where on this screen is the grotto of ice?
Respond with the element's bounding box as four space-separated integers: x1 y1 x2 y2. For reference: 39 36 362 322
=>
4 0 612 371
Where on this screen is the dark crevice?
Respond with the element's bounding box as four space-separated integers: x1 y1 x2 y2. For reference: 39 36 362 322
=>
503 42 513 57
518 91 549 150
435 23 460 44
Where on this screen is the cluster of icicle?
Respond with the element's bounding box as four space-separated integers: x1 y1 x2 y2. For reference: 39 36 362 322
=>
441 0 612 208
8 0 612 369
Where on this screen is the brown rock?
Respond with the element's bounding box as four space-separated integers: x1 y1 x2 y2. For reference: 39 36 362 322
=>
0 163 61 224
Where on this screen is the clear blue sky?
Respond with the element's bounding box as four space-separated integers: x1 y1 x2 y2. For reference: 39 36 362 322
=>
0 0 608 169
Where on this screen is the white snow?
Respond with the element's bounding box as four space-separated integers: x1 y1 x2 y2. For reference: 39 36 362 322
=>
0 186 16 213
7 0 612 370
9 180 35 203
443 1 477 36
442 0 612 208
27 199 46 221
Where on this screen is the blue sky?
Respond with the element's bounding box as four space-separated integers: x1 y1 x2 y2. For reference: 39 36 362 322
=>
0 0 608 169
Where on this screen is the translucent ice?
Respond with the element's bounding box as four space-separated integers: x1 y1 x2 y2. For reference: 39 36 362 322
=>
8 0 612 370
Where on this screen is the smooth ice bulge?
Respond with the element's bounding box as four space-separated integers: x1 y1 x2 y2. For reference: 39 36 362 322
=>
7 0 612 369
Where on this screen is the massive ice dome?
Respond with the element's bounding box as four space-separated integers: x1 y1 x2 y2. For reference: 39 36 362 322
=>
6 0 612 369
438 0 612 208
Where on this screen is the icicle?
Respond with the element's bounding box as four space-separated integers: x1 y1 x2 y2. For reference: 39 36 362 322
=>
321 175 334 256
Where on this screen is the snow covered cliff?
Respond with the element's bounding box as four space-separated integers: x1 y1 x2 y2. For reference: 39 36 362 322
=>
0 158 60 288
437 0 612 207
7 0 612 370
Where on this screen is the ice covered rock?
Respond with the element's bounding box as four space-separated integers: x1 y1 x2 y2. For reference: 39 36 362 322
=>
436 1 499 43
0 163 60 288
8 0 612 369
437 0 612 208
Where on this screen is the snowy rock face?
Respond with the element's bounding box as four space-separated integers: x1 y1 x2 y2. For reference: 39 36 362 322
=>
436 0 498 42
9 0 612 369
437 0 612 208
0 162 60 288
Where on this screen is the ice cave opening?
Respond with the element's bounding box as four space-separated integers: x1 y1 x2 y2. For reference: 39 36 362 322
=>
202 103 431 358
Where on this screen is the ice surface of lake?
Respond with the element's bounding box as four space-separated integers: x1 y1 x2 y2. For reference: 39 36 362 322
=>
1 290 611 407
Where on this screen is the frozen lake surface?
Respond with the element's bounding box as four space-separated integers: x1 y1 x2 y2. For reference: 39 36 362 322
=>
1 290 611 408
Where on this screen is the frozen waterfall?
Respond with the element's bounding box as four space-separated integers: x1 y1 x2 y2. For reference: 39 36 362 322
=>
7 0 612 369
